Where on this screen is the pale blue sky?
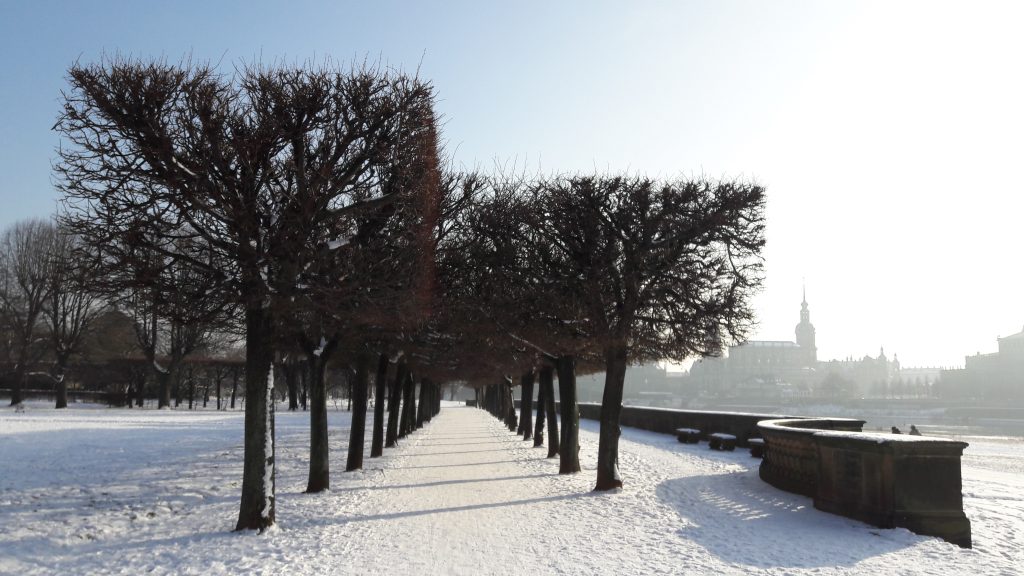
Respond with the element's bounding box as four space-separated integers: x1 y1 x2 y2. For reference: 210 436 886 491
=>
2 0 1022 367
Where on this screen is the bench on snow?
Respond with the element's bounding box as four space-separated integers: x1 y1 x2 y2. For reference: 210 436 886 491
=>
748 437 765 458
708 433 736 451
675 428 701 444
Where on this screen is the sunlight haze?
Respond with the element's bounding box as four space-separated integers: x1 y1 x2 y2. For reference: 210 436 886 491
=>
1 0 1021 368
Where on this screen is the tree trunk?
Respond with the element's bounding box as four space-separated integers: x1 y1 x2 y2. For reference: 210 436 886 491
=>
520 371 534 441
385 360 407 447
299 360 307 409
157 368 172 409
427 379 438 421
9 362 25 406
230 366 239 407
370 353 389 458
54 353 71 409
285 360 299 411
135 373 145 407
504 383 517 432
533 371 546 447
542 365 560 458
556 355 580 473
188 366 196 410
235 305 276 532
173 371 182 407
346 352 371 472
415 377 428 429
216 371 222 410
516 384 525 435
9 340 33 406
399 371 415 438
595 343 628 491
306 349 332 493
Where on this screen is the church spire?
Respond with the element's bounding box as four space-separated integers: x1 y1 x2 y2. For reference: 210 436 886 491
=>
800 283 811 324
795 283 816 364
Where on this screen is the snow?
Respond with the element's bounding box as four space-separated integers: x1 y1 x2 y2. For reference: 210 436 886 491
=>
263 366 275 522
171 156 196 178
0 402 1021 575
327 237 350 250
152 359 168 374
810 429 968 445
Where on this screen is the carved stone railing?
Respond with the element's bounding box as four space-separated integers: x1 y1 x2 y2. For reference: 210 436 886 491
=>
758 418 972 548
758 418 865 497
535 402 972 547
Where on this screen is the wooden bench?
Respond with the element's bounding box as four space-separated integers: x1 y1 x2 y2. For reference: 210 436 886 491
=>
708 433 736 451
748 437 765 458
675 428 701 444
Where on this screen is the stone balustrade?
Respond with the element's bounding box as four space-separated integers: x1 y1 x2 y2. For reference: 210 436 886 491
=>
757 417 865 497
535 401 972 547
758 418 972 548
575 403 791 447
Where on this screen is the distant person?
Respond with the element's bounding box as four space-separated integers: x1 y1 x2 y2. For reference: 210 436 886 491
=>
891 426 901 434
909 425 922 436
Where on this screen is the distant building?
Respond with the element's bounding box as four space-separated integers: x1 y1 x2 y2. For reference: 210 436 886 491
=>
939 326 1024 403
819 349 901 398
686 288 904 400
687 288 818 399
574 363 687 406
573 288 942 405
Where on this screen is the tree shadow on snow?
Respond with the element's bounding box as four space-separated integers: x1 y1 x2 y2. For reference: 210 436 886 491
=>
655 470 920 569
319 472 559 494
401 447 512 457
414 440 516 446
342 492 593 524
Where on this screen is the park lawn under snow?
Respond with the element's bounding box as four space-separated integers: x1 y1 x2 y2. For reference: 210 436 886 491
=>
0 402 1021 575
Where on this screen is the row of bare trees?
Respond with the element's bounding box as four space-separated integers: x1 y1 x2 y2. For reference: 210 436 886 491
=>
49 56 766 531
0 216 243 410
0 219 108 408
456 175 765 488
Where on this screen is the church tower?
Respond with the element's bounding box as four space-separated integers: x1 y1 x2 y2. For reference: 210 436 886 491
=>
795 286 817 365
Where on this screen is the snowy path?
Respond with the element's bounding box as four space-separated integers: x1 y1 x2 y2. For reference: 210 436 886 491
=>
281 406 1024 576
314 406 568 574
2 403 1022 575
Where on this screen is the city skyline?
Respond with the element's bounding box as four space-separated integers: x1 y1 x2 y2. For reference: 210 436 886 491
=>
2 1 1022 367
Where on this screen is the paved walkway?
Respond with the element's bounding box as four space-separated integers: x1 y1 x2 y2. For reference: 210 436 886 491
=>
329 405 568 574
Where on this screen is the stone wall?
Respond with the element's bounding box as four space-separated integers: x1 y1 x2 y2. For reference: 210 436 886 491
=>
575 403 792 447
759 418 972 548
562 402 971 547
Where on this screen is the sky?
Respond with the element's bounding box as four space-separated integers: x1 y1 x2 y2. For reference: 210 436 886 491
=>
1 0 1022 368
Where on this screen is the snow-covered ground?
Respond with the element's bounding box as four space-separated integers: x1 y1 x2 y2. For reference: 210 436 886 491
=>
0 402 1021 575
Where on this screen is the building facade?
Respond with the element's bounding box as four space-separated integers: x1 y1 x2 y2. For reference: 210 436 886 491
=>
686 290 903 400
939 326 1024 402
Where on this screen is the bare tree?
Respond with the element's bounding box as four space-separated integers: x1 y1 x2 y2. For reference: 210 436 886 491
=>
42 227 106 408
56 58 436 531
0 219 57 406
459 178 590 473
111 237 224 409
532 175 766 490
